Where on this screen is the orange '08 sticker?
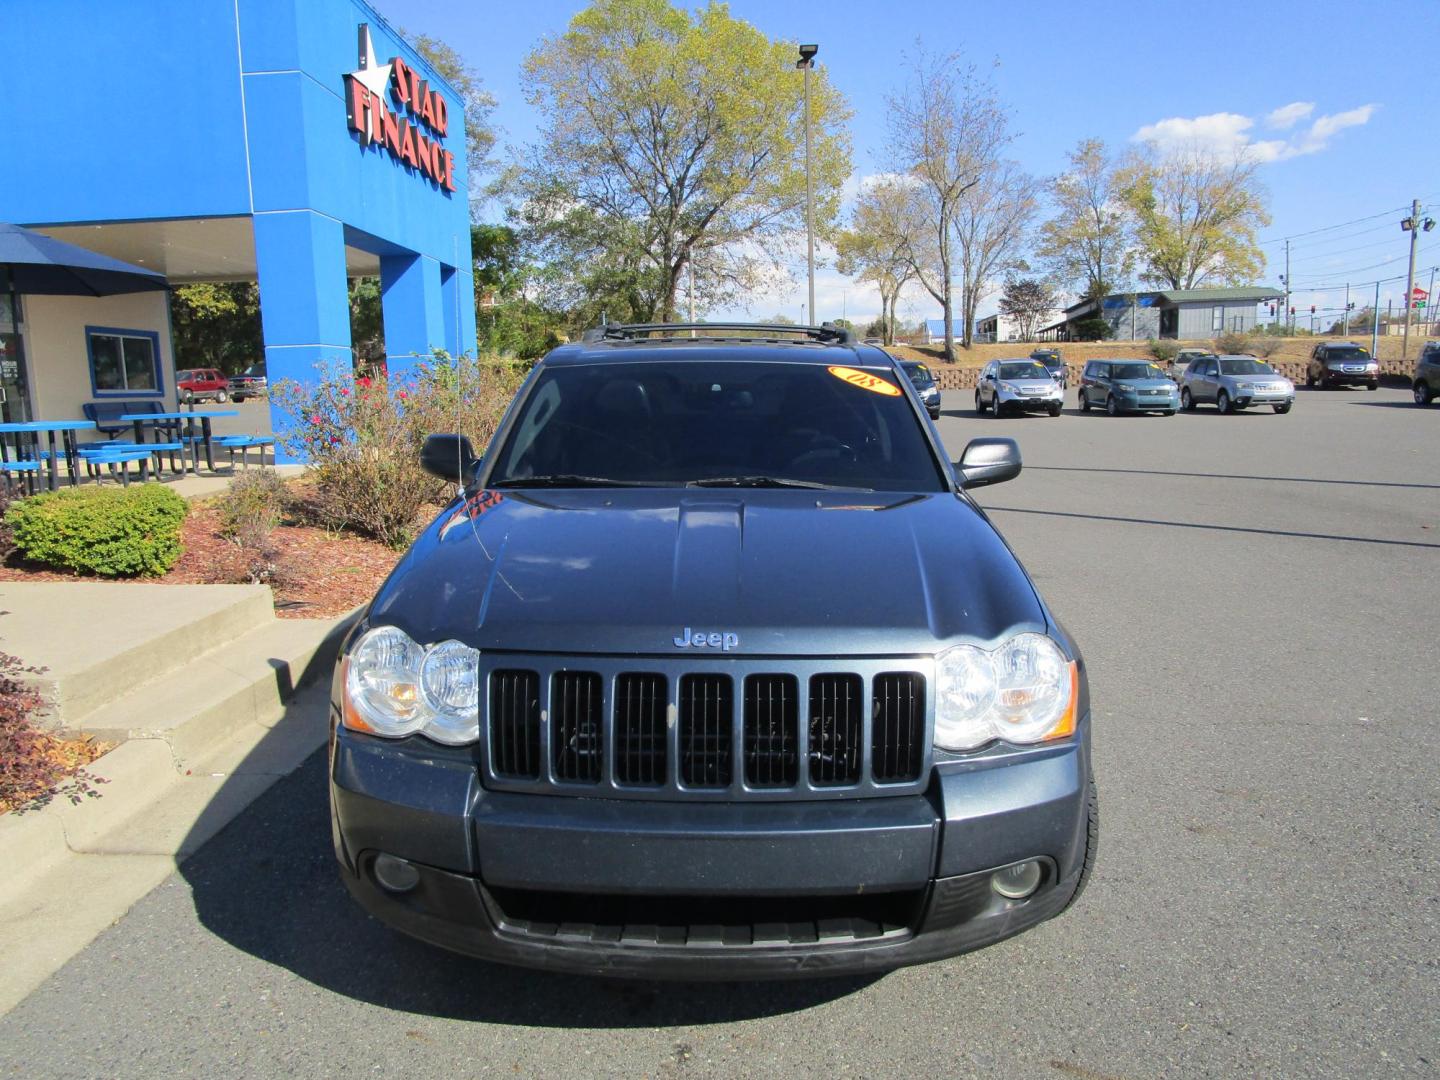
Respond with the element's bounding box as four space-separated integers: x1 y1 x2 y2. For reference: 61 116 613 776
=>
827 365 902 396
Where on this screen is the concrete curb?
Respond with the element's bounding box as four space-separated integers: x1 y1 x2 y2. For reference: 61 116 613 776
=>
0 609 356 1016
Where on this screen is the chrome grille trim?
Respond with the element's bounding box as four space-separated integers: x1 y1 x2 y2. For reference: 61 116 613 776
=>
480 656 933 802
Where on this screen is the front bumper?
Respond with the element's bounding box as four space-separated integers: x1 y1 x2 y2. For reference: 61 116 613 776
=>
329 717 1092 979
1235 392 1294 408
1320 368 1377 385
997 391 1063 411
1116 394 1178 412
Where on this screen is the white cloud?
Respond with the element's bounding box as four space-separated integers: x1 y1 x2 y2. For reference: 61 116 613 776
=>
1265 101 1315 130
1132 102 1377 163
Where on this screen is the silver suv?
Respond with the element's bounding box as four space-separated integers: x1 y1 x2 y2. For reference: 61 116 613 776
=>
1180 355 1294 414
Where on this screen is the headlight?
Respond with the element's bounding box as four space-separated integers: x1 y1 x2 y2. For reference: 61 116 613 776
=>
999 382 1018 393
934 633 1078 751
1116 383 1136 393
343 625 480 745
1238 382 1255 391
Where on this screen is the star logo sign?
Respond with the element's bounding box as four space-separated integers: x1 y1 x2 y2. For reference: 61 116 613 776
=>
348 24 393 101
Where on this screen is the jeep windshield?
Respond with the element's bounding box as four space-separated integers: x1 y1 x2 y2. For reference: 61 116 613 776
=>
488 360 949 492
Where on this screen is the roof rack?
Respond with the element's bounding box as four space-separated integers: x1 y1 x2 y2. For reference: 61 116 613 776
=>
580 321 856 346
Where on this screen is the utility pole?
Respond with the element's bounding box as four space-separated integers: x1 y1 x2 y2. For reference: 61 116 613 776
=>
1428 266 1436 336
1343 283 1350 336
1371 281 1380 357
797 44 819 326
1283 239 1291 334
1400 199 1435 361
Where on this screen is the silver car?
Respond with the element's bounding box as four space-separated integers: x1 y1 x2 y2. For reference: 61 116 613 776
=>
975 359 1064 417
1180 354 1295 415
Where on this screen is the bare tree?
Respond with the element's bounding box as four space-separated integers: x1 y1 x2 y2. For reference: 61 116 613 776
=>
953 161 1041 347
885 50 1010 360
835 177 918 345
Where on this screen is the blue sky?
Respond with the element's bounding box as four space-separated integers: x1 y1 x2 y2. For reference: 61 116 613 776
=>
377 0 1440 329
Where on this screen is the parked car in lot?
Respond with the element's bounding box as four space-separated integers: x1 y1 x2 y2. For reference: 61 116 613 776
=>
329 322 1096 980
900 359 942 418
1180 354 1294 414
1307 342 1379 390
227 362 267 401
175 368 229 403
1411 342 1439 406
1078 360 1178 416
1172 348 1215 381
1030 348 1067 388
976 359 1064 416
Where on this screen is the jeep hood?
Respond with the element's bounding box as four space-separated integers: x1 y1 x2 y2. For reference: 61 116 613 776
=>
369 489 1047 657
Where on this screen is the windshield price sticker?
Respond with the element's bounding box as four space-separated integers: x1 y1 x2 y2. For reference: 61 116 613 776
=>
828 366 901 396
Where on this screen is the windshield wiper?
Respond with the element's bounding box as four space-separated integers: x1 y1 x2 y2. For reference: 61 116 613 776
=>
489 474 652 488
687 475 864 491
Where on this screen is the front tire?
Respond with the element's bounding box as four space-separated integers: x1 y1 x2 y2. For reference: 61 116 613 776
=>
1061 776 1100 915
1217 390 1232 414
1162 409 1175 416
1415 381 1435 406
1181 387 1194 411
1274 403 1291 414
975 392 987 415
1367 381 1379 391
1105 395 1119 417
1079 390 1091 412
1048 403 1062 417
1305 371 1316 388
215 389 229 403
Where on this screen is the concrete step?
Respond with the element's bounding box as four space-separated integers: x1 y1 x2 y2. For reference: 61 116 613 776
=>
69 616 347 769
0 583 277 728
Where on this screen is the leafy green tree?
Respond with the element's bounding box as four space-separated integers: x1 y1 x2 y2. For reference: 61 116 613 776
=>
1037 138 1134 301
1072 316 1112 341
1120 147 1270 289
519 0 852 322
169 283 262 373
405 32 498 207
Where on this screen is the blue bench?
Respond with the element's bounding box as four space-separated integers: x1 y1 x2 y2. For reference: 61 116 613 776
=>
214 435 276 470
0 459 42 496
82 399 166 438
86 449 155 486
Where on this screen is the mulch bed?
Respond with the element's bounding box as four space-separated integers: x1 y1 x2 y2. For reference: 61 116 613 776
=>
0 501 406 619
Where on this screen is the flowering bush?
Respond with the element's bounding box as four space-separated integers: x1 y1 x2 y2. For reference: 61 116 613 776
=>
271 352 525 548
0 648 102 813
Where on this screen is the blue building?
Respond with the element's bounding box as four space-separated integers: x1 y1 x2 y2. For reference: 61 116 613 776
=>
0 0 476 460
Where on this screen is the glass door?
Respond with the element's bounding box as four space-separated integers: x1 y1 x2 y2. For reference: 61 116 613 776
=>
0 294 33 423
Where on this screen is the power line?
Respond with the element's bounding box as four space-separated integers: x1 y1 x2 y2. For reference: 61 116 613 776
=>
1276 220 1396 253
1286 260 1438 294
1257 204 1411 246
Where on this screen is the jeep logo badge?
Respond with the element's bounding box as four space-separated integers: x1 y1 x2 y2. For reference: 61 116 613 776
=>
673 627 739 651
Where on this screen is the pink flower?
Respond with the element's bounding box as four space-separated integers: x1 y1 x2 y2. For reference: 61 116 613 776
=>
397 390 408 400
310 415 322 425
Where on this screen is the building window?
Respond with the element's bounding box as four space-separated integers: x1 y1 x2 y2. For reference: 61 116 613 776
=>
86 327 161 396
1211 306 1223 332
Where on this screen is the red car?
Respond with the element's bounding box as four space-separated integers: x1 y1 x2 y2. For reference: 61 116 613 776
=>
175 368 230 403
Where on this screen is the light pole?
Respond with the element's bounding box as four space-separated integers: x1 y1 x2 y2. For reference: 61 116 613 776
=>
1400 198 1435 361
797 43 818 326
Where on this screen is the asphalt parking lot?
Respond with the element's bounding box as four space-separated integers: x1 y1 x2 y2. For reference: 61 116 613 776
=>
1 383 1436 1079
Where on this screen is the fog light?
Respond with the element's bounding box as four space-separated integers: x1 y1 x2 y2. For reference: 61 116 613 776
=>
373 853 420 894
991 860 1042 900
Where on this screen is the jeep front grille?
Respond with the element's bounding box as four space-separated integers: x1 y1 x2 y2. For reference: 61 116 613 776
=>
483 658 931 801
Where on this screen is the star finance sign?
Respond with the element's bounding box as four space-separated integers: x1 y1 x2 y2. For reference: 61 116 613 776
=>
344 24 457 193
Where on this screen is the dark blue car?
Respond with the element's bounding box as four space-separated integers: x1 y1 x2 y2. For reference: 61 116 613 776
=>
328 323 1097 979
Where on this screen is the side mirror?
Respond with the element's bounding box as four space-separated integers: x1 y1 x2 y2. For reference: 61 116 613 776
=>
420 433 479 483
955 437 1022 489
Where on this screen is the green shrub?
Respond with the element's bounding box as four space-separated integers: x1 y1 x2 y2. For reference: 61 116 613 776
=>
1073 317 1112 341
1146 338 1180 363
7 485 188 577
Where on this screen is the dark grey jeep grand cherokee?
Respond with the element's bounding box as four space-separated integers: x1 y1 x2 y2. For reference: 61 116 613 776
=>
329 323 1097 979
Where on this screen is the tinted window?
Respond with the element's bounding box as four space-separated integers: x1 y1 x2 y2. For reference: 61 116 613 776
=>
489 361 948 492
900 362 934 386
1110 363 1165 380
999 361 1050 379
1325 347 1369 361
1217 357 1273 376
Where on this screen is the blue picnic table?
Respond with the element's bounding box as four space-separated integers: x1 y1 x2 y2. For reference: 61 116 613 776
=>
0 419 98 491
120 409 238 474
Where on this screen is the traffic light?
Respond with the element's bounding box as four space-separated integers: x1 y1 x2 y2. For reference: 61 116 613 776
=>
1289 306 1295 316
1310 305 1316 314
1268 304 1276 316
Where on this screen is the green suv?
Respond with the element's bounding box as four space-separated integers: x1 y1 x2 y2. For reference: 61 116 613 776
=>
1415 342 1440 406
